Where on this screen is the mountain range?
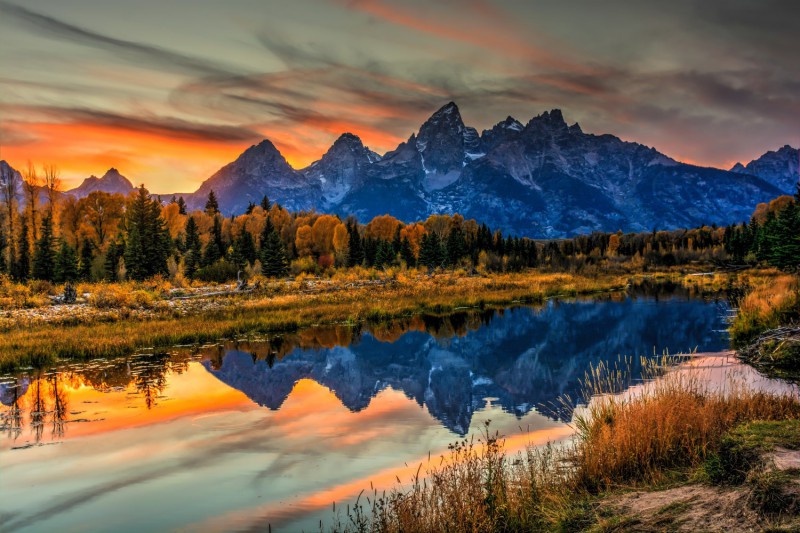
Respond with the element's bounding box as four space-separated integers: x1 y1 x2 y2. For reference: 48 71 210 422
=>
182 102 796 237
2 103 797 237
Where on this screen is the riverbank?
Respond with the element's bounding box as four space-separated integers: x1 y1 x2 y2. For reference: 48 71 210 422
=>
0 268 784 373
1 270 636 371
329 355 800 533
731 271 800 379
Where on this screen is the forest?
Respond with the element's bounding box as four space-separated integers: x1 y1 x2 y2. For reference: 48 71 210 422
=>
1 164 798 285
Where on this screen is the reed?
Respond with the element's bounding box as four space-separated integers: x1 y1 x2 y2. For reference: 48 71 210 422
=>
329 357 800 532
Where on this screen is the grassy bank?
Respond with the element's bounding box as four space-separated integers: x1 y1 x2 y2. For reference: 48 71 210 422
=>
730 270 800 377
0 271 631 372
328 358 800 532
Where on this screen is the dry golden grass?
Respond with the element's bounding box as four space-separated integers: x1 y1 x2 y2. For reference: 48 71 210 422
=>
330 358 800 533
0 270 630 371
730 271 798 346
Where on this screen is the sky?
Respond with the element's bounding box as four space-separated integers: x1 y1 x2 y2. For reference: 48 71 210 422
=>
1 0 798 192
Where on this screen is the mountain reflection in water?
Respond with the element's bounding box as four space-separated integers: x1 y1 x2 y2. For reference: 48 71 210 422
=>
0 290 732 533
204 294 728 434
1 293 730 441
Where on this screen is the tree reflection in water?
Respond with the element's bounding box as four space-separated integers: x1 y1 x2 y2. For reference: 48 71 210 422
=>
1 286 730 442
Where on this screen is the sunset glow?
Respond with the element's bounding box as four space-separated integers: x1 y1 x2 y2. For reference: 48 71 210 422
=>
2 1 798 192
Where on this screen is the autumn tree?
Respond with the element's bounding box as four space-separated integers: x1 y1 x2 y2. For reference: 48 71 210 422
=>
295 224 313 257
365 214 402 242
80 192 125 249
43 164 61 218
311 215 339 256
1 164 19 271
22 161 40 241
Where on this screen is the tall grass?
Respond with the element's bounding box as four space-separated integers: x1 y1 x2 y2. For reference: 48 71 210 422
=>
329 357 800 532
730 272 798 347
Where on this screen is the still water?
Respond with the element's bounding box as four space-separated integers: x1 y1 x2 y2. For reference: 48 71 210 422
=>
1 291 731 532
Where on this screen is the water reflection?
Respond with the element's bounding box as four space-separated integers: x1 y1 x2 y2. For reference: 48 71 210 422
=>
2 292 729 444
205 295 728 434
0 291 736 533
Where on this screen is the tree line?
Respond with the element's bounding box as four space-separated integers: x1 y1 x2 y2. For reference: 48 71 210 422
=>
1 166 797 284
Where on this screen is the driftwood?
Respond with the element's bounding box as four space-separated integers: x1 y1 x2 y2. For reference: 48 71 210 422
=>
738 325 800 364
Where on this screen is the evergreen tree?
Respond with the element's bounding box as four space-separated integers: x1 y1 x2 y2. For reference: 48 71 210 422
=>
205 190 220 215
32 214 56 280
203 215 225 266
177 196 187 215
769 201 800 270
232 226 257 267
260 195 271 211
245 201 256 215
13 219 30 281
261 227 288 277
346 222 364 267
104 238 124 281
400 237 415 267
78 239 94 280
374 240 394 267
419 233 444 270
54 241 79 282
184 216 202 277
124 186 171 280
445 225 467 267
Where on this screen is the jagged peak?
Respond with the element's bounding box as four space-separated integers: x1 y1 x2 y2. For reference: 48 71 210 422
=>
527 109 568 130
332 132 364 148
420 101 464 128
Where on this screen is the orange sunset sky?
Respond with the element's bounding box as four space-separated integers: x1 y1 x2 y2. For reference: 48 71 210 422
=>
1 0 798 193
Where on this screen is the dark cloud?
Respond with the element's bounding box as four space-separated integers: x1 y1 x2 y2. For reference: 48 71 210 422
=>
0 1 239 78
3 104 262 143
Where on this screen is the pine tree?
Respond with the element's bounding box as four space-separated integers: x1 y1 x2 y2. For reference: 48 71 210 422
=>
261 227 288 277
104 239 123 281
245 202 256 215
177 196 187 215
13 219 30 281
419 233 444 270
205 190 219 215
54 241 79 282
260 195 271 211
232 226 257 267
445 225 467 267
400 237 415 267
78 239 94 280
203 215 225 266
769 201 800 270
183 216 202 277
32 214 56 280
374 240 394 267
125 186 171 280
346 222 364 267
